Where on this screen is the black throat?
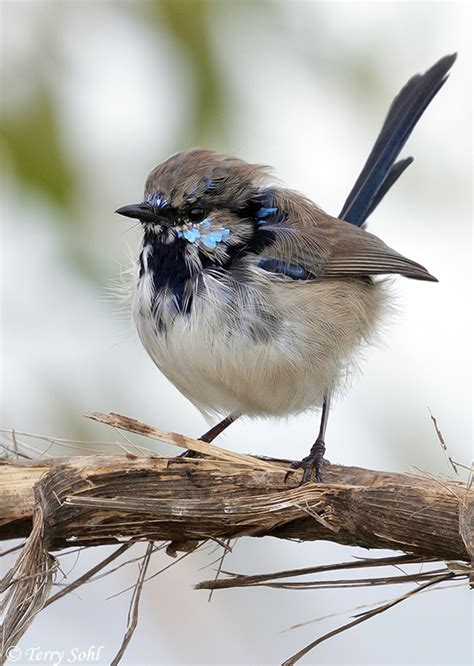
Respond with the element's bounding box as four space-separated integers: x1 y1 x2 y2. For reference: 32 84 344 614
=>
141 230 195 312
140 222 276 314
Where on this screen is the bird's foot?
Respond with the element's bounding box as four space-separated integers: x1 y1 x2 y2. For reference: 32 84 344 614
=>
291 438 327 484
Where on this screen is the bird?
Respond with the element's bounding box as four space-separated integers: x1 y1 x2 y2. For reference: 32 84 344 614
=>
116 54 456 482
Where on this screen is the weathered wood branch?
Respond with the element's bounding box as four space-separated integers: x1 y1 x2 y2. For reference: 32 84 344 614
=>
1 414 472 664
1 440 472 562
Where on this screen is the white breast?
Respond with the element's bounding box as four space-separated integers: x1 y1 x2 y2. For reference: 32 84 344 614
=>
132 263 386 418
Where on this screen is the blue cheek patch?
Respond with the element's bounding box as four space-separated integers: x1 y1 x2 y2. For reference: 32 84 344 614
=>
182 227 201 243
201 227 230 249
201 235 218 250
178 217 231 250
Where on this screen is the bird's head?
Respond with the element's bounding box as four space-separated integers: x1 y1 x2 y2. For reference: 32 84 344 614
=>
116 149 285 269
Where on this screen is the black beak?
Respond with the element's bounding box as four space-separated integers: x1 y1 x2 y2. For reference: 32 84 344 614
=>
115 202 158 224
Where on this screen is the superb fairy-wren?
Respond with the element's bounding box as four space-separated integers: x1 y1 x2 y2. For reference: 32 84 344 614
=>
116 54 456 482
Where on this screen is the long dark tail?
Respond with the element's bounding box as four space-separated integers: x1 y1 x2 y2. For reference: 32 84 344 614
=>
339 53 457 226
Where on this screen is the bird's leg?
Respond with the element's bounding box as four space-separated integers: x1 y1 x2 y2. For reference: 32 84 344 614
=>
180 414 239 458
200 414 238 442
293 396 331 483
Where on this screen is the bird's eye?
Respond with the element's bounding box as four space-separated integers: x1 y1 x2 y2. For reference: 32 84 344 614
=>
187 206 207 223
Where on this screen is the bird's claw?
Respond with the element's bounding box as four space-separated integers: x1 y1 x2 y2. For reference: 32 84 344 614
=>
291 438 327 484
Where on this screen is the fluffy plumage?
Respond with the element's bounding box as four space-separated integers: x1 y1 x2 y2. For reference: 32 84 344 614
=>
116 54 456 430
125 147 423 418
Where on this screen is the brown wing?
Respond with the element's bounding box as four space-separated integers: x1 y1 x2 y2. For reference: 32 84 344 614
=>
261 188 437 282
320 217 437 281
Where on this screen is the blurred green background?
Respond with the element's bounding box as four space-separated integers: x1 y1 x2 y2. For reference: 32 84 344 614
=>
1 1 472 664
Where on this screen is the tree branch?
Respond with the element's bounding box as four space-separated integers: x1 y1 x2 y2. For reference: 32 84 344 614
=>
0 413 471 562
0 413 472 664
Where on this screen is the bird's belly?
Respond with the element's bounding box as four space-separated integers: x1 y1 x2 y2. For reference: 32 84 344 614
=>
135 310 325 417
133 275 385 417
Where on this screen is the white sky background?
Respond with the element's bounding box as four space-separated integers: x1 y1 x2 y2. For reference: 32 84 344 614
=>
1 1 472 665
